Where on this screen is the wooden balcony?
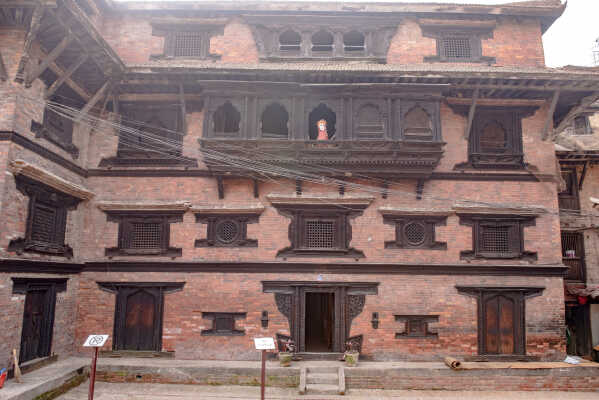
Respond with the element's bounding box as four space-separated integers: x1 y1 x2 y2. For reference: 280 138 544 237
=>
199 139 445 179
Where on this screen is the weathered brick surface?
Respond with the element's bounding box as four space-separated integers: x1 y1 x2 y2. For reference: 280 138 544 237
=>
0 273 80 368
74 271 565 361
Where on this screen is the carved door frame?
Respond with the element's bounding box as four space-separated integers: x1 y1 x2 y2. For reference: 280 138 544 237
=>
263 281 378 353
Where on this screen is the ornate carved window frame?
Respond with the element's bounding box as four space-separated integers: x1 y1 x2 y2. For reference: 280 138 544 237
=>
457 286 544 360
459 214 537 260
8 175 83 258
420 21 496 64
257 98 292 139
201 312 246 336
272 202 368 258
150 20 225 60
395 315 439 339
245 15 396 62
194 211 262 248
398 100 441 141
382 214 447 250
31 107 79 159
203 97 245 139
353 98 388 139
559 168 580 212
103 210 184 258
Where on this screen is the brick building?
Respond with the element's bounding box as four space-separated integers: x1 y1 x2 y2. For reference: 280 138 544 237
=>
1 0 599 368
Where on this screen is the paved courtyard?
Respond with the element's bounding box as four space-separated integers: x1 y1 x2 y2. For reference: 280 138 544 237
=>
56 382 599 400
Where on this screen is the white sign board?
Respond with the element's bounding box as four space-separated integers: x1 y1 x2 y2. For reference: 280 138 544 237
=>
254 337 275 350
83 335 109 347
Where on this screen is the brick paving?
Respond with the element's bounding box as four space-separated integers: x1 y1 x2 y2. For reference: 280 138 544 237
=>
56 382 599 400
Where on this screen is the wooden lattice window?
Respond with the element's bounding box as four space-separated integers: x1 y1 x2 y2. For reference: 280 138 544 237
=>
273 204 367 258
442 37 471 59
201 312 246 336
479 121 507 153
152 24 224 60
31 107 79 158
195 212 261 248
104 211 184 257
395 315 439 339
8 175 81 258
561 231 585 282
383 215 447 250
459 215 537 260
403 106 433 138
173 32 206 57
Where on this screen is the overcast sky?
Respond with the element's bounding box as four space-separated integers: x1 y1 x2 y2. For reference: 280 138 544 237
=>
118 0 599 68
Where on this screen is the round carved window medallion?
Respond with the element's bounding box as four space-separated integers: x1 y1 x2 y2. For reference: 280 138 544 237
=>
404 221 426 246
216 219 239 244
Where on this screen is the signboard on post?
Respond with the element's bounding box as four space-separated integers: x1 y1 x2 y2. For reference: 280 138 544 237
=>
84 335 108 400
254 337 275 400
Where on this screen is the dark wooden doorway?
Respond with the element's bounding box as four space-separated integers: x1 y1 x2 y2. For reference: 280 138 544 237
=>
482 293 521 355
114 288 163 351
20 288 54 363
566 304 592 356
305 292 335 352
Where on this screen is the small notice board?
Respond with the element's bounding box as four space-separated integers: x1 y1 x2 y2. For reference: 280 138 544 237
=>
254 337 275 350
83 335 109 347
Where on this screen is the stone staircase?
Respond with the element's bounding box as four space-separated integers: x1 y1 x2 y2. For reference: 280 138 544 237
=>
299 365 345 395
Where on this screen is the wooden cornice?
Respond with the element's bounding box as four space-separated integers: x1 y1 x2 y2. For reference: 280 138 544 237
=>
96 201 191 212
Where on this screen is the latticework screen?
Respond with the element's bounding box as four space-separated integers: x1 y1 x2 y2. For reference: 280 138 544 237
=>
481 226 510 254
305 220 335 248
443 37 471 59
130 222 162 249
31 204 57 243
174 33 205 57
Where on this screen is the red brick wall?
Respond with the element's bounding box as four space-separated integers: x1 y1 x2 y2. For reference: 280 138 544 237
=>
75 271 565 361
0 273 80 368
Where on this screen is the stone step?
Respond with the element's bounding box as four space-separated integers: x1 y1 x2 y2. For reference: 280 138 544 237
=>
306 372 338 384
296 352 344 361
306 383 340 395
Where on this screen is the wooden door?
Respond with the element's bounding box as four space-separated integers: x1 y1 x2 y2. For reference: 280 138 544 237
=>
20 289 52 363
122 290 158 351
483 294 516 354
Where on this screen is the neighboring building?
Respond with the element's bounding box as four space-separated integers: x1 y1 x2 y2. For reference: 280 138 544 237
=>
1 0 599 367
555 99 599 358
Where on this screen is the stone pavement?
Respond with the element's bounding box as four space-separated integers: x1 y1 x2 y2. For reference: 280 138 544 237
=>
56 382 599 400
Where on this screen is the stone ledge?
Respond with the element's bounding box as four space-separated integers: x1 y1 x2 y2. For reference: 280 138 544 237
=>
267 193 375 206
96 201 192 211
190 203 265 214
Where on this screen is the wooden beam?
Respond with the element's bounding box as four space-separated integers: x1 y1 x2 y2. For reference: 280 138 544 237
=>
446 97 546 107
47 61 90 101
217 176 224 200
541 90 560 141
464 87 479 139
454 82 599 93
116 93 205 102
44 53 87 99
14 4 44 83
76 80 109 122
179 82 187 135
554 92 599 137
26 34 73 87
0 50 7 81
579 161 588 191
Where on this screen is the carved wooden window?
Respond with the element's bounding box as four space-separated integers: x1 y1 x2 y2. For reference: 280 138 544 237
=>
261 102 289 138
309 103 336 140
116 103 183 158
398 101 440 141
194 213 260 248
279 30 301 54
382 215 447 250
152 23 224 60
441 37 471 59
312 30 334 53
561 231 585 282
457 286 543 359
558 169 580 212
355 103 384 139
344 31 365 53
395 315 439 338
403 106 433 139
8 175 81 258
31 107 78 158
213 101 241 136
573 116 592 135
469 110 524 169
104 211 184 257
459 215 536 260
201 312 246 336
421 27 494 63
274 204 367 257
